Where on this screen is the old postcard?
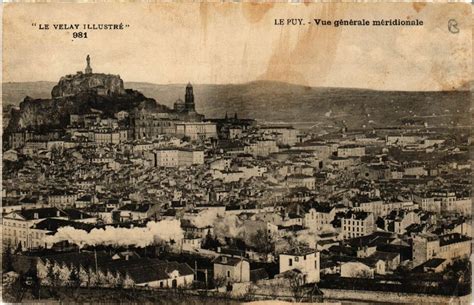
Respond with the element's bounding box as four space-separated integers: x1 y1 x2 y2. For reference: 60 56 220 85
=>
1 2 472 304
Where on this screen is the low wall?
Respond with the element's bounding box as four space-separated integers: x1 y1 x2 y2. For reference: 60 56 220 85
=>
321 288 471 304
230 280 471 304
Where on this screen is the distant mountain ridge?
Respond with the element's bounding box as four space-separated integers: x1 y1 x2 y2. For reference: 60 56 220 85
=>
3 81 471 130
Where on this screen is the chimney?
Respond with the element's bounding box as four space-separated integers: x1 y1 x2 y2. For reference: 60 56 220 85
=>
221 256 227 263
34 213 39 219
125 254 129 261
56 210 61 217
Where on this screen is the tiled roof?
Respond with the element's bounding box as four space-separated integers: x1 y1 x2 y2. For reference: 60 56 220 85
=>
33 218 97 233
213 255 247 266
17 207 68 220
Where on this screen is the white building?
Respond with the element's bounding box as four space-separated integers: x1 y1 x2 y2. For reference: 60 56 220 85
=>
287 174 316 190
2 207 68 249
48 191 78 207
279 249 320 283
341 211 375 239
303 203 336 231
337 145 365 158
93 129 128 144
260 125 298 146
412 233 471 267
244 139 279 157
213 255 250 283
175 122 217 141
148 148 204 167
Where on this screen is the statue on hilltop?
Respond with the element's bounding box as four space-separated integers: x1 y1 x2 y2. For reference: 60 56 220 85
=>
85 54 92 74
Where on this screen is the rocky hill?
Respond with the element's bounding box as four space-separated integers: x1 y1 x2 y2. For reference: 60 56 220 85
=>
6 90 163 132
4 73 168 132
52 73 126 98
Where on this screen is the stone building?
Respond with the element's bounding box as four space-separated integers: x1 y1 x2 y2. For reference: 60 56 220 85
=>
341 211 375 239
278 248 320 284
131 83 209 140
213 255 250 283
412 233 471 267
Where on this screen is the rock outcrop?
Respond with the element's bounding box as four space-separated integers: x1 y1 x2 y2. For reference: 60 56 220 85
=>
51 72 126 98
6 82 167 132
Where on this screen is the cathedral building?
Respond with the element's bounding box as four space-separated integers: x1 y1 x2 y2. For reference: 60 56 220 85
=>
131 83 213 140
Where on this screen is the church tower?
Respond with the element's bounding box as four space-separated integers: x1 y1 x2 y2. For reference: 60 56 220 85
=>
185 82 195 112
85 55 93 74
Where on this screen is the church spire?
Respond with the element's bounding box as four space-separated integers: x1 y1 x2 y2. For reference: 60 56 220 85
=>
85 55 92 74
184 82 195 112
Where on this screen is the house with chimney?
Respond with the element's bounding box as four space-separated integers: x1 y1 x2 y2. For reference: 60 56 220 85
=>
303 201 336 231
278 248 320 284
213 255 250 283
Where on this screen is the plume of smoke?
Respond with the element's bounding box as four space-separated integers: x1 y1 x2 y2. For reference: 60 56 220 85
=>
212 214 244 243
191 209 219 228
296 229 317 249
44 220 183 248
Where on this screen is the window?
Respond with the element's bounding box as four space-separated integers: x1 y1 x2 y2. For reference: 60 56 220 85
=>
304 255 306 260
295 257 299 262
289 258 293 266
227 271 231 277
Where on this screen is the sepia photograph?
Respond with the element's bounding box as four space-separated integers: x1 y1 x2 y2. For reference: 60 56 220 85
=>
1 2 472 304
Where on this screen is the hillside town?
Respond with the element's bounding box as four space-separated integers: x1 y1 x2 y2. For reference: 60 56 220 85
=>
2 57 471 303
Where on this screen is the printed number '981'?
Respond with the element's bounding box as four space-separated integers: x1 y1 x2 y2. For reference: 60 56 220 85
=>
73 32 88 39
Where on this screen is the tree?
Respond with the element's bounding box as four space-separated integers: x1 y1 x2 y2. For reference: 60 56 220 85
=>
46 264 60 298
24 266 41 300
15 242 23 254
69 266 81 288
3 241 14 272
115 275 124 289
307 282 324 302
202 231 221 250
249 229 275 255
9 273 27 302
212 275 227 291
284 271 305 302
357 269 373 279
68 266 81 300
244 283 257 301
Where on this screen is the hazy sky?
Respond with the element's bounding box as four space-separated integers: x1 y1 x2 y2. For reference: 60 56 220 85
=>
3 2 471 91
